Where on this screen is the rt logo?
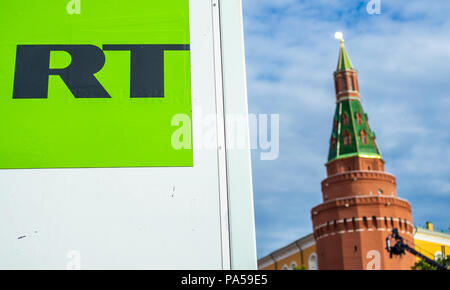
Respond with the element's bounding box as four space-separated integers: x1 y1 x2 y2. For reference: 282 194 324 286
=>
13 45 190 99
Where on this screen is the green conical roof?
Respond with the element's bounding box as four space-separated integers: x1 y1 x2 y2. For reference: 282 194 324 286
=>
336 40 353 71
327 100 381 162
328 39 381 163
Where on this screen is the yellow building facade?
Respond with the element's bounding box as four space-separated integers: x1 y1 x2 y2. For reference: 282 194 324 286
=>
414 223 450 263
258 234 317 270
258 223 450 270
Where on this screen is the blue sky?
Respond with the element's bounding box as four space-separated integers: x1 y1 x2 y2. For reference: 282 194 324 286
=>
242 0 450 258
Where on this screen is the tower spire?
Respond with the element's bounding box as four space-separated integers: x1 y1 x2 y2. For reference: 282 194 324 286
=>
335 32 353 71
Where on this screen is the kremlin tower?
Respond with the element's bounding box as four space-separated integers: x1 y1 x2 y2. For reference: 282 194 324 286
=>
310 35 416 270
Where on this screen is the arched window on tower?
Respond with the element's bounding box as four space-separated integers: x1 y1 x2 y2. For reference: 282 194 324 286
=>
350 76 356 91
360 129 368 145
342 113 349 126
341 76 347 91
343 131 351 146
355 112 362 125
331 137 337 150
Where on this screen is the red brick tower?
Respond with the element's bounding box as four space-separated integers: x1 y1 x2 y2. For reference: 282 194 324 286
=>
310 36 416 270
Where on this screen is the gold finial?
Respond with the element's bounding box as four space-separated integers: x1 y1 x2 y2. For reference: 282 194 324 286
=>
334 31 344 46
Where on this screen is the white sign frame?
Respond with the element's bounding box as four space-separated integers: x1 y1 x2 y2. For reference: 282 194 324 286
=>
0 0 256 270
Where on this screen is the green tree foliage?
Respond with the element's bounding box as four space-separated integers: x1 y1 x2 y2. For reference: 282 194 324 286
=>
293 265 307 270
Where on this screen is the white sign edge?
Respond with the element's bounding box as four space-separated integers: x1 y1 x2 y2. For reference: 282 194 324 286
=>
219 0 258 270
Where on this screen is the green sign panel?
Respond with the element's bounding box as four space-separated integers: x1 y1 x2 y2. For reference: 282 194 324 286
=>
0 0 193 169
